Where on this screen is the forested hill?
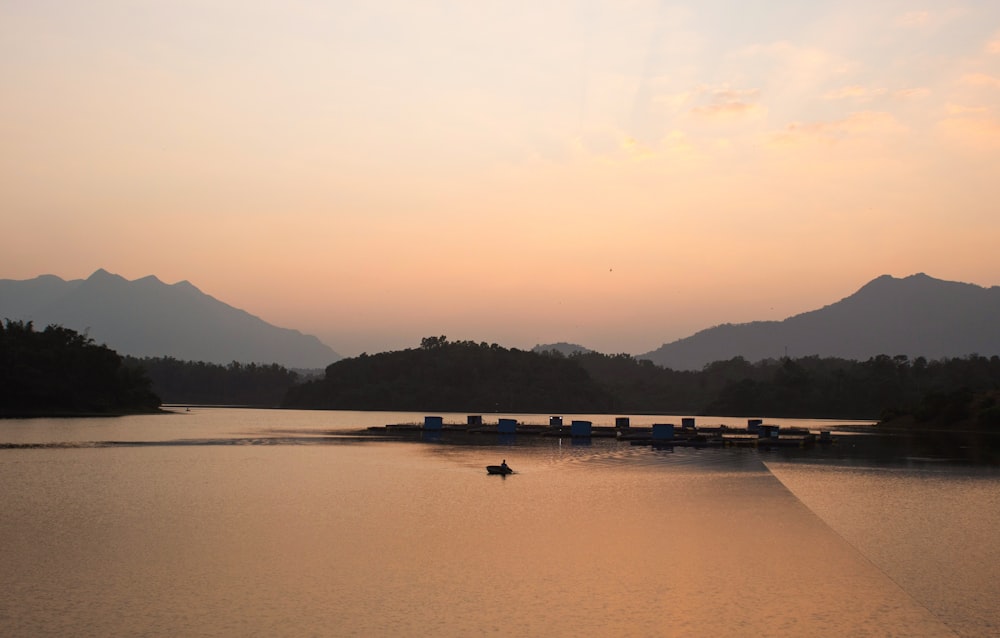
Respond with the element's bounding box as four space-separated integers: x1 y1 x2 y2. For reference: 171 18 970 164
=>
639 273 1000 370
282 337 1000 423
0 320 161 416
282 337 617 413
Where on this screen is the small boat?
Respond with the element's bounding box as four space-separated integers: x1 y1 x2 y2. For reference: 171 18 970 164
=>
486 464 513 475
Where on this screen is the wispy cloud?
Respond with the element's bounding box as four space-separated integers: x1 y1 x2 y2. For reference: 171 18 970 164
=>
770 111 907 147
651 90 694 112
741 41 851 75
961 72 1000 88
825 85 931 101
620 135 655 159
704 87 761 102
940 102 1000 149
894 9 966 29
946 103 991 116
608 128 698 162
691 101 766 119
824 85 887 101
939 109 1000 149
737 41 854 100
896 11 933 28
987 30 1000 53
893 87 931 99
688 86 765 120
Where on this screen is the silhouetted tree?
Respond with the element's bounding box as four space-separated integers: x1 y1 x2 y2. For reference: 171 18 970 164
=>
0 319 160 415
124 356 300 406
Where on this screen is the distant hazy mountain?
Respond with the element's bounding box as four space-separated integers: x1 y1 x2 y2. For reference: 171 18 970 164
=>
532 342 593 356
639 273 1000 371
0 269 341 368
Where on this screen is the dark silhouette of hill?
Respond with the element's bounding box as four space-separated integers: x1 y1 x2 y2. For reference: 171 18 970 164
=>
283 336 617 413
283 336 1000 422
0 269 341 368
639 274 1000 370
1 320 160 416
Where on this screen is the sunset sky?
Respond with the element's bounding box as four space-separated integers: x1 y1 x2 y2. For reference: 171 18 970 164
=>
3 1 1000 356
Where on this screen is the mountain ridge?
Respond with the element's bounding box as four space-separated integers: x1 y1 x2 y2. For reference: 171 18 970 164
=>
0 270 341 368
638 273 1000 370
4 270 996 371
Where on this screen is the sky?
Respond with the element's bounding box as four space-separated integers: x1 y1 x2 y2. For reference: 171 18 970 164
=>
3 1 1000 357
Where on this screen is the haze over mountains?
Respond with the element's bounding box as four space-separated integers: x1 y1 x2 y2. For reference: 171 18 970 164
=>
638 273 1000 370
2 270 996 372
0 269 340 369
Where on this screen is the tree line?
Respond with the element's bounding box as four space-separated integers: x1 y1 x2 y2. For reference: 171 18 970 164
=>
124 356 302 406
6 324 999 426
284 337 1000 426
140 346 1000 426
564 350 1000 425
0 320 160 416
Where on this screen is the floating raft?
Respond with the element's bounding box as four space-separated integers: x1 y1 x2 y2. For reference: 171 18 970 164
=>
364 416 836 448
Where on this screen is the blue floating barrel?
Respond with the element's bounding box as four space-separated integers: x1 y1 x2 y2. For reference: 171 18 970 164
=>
652 423 675 440
615 417 630 429
570 420 592 437
498 418 517 434
681 417 696 429
467 415 483 426
549 416 563 427
758 424 779 438
423 416 443 430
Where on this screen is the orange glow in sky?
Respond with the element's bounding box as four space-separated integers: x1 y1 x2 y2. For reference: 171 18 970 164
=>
3 2 1000 355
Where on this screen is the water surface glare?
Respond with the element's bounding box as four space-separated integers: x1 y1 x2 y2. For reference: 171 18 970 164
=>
1 409 995 637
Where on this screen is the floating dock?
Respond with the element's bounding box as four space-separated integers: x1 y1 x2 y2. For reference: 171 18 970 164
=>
365 416 835 448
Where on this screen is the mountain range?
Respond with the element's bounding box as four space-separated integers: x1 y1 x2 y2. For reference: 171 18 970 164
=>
0 269 340 369
2 270 996 372
638 273 1000 370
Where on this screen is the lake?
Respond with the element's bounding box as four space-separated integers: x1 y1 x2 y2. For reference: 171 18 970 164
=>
1 409 997 637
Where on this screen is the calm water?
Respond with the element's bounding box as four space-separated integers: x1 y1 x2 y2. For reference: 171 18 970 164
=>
1 409 997 637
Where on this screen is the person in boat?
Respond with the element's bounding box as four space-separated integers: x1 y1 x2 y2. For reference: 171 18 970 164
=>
500 459 509 471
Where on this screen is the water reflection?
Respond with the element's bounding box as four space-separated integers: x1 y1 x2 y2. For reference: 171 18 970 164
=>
764 428 1000 468
4 420 998 471
768 461 1000 637
1 410 997 636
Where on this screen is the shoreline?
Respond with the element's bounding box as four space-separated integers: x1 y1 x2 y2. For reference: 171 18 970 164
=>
0 408 169 419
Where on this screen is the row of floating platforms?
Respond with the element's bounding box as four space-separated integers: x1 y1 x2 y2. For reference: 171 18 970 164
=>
369 416 835 448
